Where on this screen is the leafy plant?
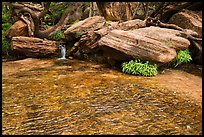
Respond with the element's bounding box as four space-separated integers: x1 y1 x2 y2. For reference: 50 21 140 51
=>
50 2 68 18
47 31 64 41
2 23 12 56
2 23 12 31
2 5 10 23
2 34 11 55
171 49 192 67
71 19 80 25
75 31 82 38
122 59 158 77
2 14 8 23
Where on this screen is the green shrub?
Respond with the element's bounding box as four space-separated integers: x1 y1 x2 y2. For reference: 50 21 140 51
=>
2 14 8 23
122 59 158 77
171 49 192 67
2 5 14 57
2 5 10 23
2 23 12 31
47 31 64 41
49 2 71 24
2 35 10 55
2 24 11 56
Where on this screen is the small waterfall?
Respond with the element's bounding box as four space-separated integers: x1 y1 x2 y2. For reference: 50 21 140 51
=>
58 44 67 60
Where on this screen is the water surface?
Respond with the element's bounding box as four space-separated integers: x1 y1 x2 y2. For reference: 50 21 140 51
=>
2 58 202 135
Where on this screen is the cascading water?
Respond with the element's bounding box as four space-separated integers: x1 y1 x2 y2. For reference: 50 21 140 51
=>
58 44 67 60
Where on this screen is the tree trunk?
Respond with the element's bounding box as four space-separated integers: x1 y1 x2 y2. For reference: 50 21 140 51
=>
96 2 133 21
11 36 58 57
7 2 83 39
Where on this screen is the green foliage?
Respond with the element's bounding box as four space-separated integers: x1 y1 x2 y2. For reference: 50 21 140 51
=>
83 54 89 59
2 34 11 55
2 23 12 31
2 14 8 23
2 5 9 23
48 2 70 25
51 4 66 19
121 49 192 77
71 19 80 25
41 2 70 26
44 14 54 26
106 20 113 24
171 49 192 67
47 31 64 41
122 59 158 77
75 31 82 38
2 5 12 56
2 5 12 31
83 2 91 6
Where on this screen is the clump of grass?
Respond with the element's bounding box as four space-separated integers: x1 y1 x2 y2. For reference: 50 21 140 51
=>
47 31 64 41
171 49 192 67
122 59 158 77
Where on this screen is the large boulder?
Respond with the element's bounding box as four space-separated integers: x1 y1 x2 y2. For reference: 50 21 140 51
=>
168 10 202 37
64 16 106 41
98 26 191 63
168 10 202 65
6 20 29 39
71 19 146 54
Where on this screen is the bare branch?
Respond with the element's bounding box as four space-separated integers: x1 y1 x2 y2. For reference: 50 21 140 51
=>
161 2 193 22
20 14 35 36
8 2 43 11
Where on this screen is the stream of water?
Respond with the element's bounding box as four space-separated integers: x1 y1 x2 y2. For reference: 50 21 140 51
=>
2 58 202 135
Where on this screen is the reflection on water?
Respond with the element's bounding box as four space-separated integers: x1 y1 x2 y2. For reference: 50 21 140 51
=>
2 58 202 135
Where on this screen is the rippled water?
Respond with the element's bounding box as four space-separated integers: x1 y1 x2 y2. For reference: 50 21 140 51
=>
2 58 202 135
